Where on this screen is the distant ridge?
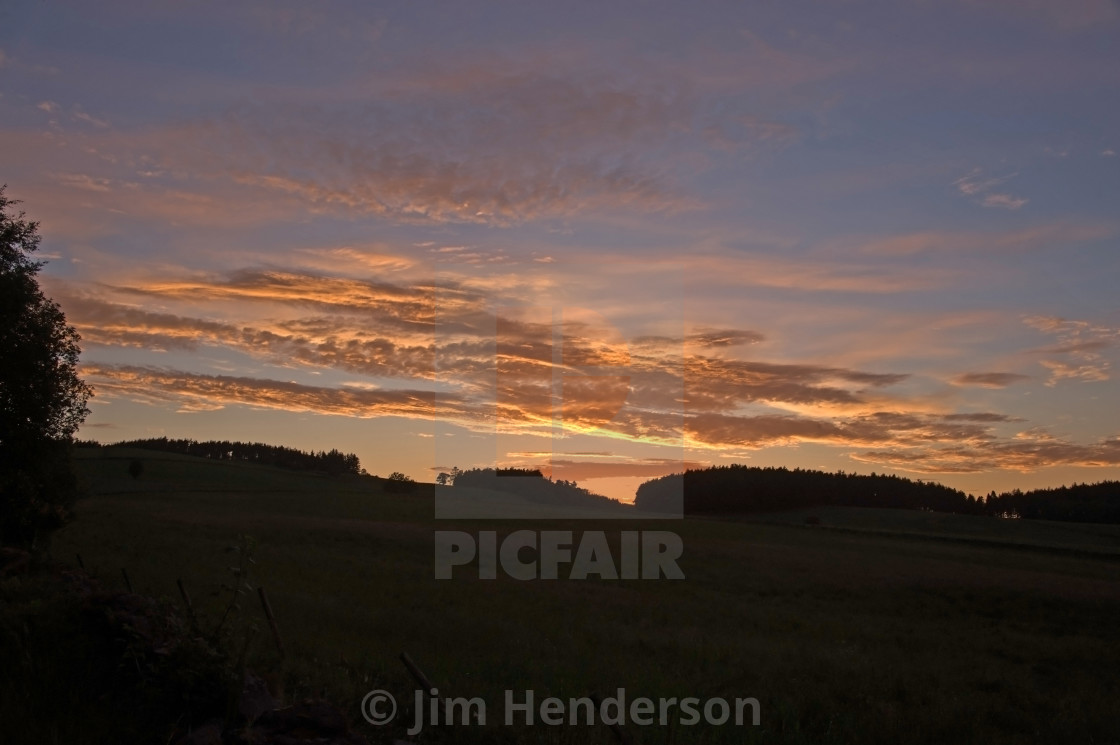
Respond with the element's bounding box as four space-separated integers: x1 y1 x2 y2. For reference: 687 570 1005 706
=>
635 464 971 515
634 464 1120 524
450 467 616 508
77 437 363 476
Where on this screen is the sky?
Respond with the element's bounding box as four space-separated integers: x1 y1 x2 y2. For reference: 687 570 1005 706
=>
2 0 1119 502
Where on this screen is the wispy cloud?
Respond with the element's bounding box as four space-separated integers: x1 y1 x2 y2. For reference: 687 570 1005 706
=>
132 66 710 226
290 246 417 276
952 372 1031 388
634 328 765 350
701 114 799 153
849 223 1114 257
53 172 114 192
82 364 455 419
1037 359 1111 385
953 169 1013 196
853 434 1120 474
1025 315 1118 385
957 0 1119 31
980 193 1028 210
73 107 110 129
954 168 1028 210
681 252 955 293
0 43 840 233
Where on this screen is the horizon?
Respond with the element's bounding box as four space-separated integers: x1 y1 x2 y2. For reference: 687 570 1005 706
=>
81 435 1120 506
3 1 1119 503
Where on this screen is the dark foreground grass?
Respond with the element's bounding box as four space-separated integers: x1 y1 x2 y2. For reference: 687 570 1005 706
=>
751 505 1120 556
34 448 1120 744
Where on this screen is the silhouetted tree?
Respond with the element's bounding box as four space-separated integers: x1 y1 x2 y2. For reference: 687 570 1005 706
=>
385 471 417 494
1 188 92 548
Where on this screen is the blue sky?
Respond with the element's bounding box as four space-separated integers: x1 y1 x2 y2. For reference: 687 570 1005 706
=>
2 0 1118 500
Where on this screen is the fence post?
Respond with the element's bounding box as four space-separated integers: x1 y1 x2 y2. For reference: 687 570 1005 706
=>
177 577 196 629
257 586 285 660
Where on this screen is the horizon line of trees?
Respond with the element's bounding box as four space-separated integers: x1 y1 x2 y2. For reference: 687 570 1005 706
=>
633 464 1120 524
634 464 974 515
77 437 363 477
448 467 615 507
981 481 1120 523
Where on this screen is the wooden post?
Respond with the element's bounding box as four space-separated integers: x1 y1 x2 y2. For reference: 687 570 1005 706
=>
591 692 638 745
120 567 132 593
257 586 285 660
177 578 196 628
400 651 435 693
400 654 479 721
398 652 479 725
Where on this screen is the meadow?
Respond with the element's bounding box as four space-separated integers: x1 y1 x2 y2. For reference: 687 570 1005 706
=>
43 448 1120 744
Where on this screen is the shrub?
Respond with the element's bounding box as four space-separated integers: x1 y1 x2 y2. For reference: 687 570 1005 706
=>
384 471 417 494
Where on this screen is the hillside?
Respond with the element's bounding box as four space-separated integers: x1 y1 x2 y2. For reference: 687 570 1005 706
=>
750 506 1120 557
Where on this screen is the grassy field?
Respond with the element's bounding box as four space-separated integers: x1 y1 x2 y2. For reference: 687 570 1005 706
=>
41 448 1120 744
748 506 1120 556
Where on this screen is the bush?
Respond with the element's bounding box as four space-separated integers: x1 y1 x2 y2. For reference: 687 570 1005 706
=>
384 471 417 494
0 571 228 743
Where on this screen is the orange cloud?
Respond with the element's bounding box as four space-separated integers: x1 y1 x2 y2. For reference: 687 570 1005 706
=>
853 434 1120 474
82 364 458 419
1024 315 1117 386
952 372 1031 388
59 262 1120 484
682 355 907 412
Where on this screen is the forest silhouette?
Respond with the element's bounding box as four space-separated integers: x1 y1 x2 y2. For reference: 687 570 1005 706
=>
634 464 1120 524
78 437 362 477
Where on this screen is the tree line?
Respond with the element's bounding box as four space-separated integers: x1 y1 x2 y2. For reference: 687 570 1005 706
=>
637 465 970 515
634 464 1120 524
448 467 616 507
77 437 363 476
982 482 1120 523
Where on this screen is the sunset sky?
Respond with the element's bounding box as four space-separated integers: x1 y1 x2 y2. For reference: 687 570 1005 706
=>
2 0 1119 502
